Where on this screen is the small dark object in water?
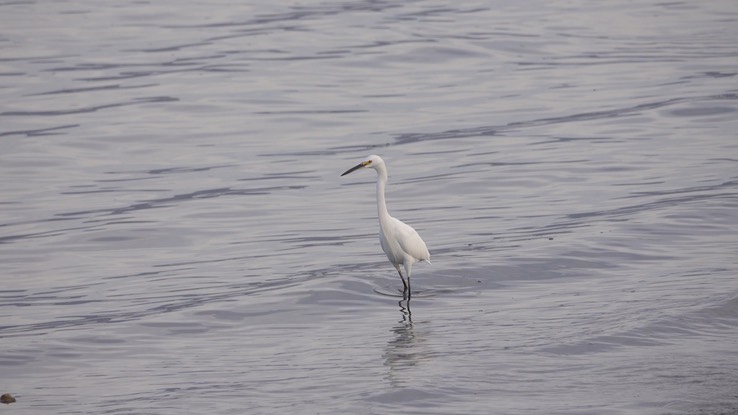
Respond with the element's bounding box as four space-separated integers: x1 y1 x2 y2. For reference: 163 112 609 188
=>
1 393 15 404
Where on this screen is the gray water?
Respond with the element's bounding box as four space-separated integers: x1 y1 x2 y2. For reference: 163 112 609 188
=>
2 0 738 414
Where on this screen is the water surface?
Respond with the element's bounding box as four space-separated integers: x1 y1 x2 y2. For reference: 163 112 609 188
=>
2 0 738 414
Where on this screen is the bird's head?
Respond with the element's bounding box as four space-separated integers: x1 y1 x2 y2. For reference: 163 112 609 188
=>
341 155 384 176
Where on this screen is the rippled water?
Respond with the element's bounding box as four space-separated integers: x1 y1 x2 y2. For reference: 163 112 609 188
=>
2 0 738 414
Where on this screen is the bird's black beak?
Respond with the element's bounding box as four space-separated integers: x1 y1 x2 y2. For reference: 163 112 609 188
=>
341 162 365 176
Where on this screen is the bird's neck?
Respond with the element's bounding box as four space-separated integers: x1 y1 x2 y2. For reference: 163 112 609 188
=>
376 168 391 224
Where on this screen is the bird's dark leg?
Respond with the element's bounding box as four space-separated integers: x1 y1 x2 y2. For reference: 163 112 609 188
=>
404 263 413 300
397 269 408 295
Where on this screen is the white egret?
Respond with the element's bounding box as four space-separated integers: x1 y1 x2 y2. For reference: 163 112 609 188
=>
341 155 430 298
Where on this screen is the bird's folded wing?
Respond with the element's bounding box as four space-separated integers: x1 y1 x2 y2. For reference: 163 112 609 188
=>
394 218 430 262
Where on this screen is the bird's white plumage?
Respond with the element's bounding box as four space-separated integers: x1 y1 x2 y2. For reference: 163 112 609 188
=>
341 155 429 296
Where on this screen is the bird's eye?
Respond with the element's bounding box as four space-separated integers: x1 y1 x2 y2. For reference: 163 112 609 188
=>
365 160 372 166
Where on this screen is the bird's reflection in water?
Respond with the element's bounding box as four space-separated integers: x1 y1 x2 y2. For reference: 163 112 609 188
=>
398 297 412 324
383 298 430 387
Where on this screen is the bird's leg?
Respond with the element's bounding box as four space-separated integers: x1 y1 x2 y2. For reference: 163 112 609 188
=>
404 262 413 300
397 269 408 294
393 264 407 294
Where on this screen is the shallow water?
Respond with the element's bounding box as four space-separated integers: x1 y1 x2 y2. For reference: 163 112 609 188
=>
2 0 738 414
